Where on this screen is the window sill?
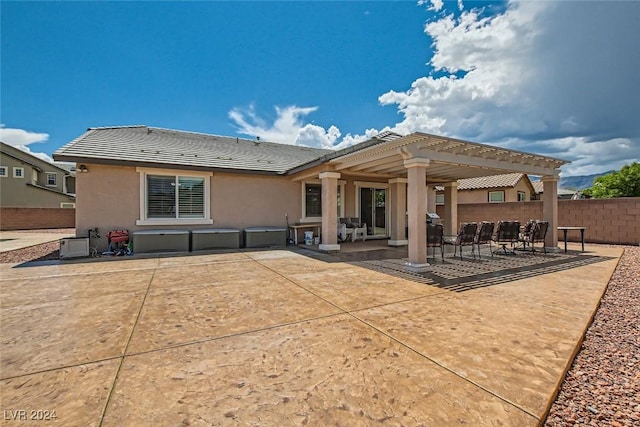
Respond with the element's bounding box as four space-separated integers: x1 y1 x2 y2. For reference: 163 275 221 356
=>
136 219 214 226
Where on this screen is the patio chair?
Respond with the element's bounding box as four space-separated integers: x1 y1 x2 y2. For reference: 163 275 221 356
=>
444 222 478 260
338 222 351 243
339 217 367 242
426 222 444 262
492 221 520 255
352 223 367 242
474 221 495 258
518 220 549 254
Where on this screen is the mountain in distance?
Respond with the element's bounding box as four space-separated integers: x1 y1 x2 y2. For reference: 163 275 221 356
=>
560 171 614 190
529 171 614 190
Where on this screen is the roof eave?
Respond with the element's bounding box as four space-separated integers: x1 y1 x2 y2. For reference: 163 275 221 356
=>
285 134 400 175
51 155 285 176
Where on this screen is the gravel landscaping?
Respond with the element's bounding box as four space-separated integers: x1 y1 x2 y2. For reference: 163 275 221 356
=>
545 245 640 426
1 235 637 424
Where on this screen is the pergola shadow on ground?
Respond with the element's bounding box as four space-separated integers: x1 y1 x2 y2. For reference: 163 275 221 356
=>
295 245 613 293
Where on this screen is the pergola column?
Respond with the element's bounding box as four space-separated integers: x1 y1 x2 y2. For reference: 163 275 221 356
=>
319 171 341 252
443 182 458 237
404 158 430 270
542 175 559 249
427 185 437 215
388 178 408 246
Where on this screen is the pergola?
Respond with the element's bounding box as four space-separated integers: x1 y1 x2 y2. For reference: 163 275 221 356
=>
291 132 568 270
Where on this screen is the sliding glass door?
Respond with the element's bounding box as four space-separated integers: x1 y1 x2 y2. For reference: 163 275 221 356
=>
359 187 387 237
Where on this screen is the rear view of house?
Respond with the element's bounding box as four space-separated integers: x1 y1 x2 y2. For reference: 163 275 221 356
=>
53 125 569 267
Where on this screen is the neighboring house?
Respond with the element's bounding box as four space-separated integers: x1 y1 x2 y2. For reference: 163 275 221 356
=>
434 173 536 205
531 181 578 200
53 125 568 265
0 141 76 208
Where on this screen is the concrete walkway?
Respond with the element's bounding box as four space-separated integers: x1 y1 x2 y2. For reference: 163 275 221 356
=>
0 230 75 252
0 243 622 426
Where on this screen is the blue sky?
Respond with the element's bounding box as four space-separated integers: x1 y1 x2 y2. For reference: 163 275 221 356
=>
2 1 639 176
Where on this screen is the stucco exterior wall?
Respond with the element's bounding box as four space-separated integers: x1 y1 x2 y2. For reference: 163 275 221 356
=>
75 164 141 243
75 163 303 250
211 174 300 228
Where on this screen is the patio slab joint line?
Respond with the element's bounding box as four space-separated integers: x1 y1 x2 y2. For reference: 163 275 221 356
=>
116 312 344 359
97 268 158 427
255 256 538 420
348 312 540 421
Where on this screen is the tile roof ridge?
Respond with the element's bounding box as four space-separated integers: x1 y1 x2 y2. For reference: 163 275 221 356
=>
88 125 147 130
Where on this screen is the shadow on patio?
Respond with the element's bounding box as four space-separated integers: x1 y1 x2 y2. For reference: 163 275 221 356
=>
295 241 614 293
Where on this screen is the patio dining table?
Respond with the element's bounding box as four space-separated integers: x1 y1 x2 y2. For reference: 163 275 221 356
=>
558 226 586 253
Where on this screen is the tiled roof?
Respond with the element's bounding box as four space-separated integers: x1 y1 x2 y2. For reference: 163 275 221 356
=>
532 181 578 196
435 173 527 191
53 126 332 174
532 181 544 193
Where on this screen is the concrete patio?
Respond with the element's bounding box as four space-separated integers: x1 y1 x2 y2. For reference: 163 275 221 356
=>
0 243 622 426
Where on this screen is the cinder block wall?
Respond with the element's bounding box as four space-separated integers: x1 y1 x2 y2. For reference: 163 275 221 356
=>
558 198 640 245
436 198 640 245
0 208 76 231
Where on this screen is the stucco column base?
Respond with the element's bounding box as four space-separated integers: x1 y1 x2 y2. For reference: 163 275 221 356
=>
404 262 430 272
319 244 340 252
388 239 409 246
544 246 561 253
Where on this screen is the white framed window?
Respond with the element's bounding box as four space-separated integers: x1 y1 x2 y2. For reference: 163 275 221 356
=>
435 194 445 205
46 173 57 186
136 167 213 226
489 191 505 203
300 180 345 222
13 167 24 178
304 182 322 218
60 202 76 208
0 166 7 177
517 191 526 202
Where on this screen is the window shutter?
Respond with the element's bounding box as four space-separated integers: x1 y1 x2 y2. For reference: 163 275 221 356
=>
147 175 176 218
177 177 205 218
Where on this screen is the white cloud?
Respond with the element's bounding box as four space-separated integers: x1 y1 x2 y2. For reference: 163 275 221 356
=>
420 0 443 12
229 104 379 150
296 124 341 149
229 1 639 176
0 124 49 146
379 1 640 176
0 125 54 163
228 104 317 145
